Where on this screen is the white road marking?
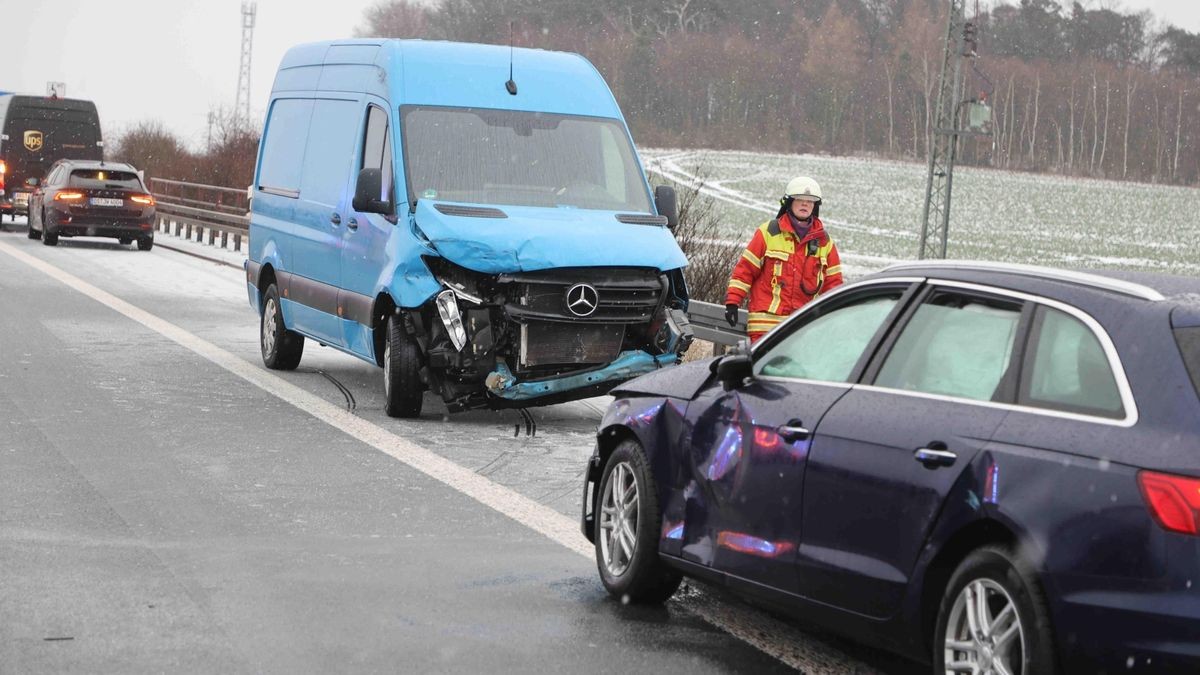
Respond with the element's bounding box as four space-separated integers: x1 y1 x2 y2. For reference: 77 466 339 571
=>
0 239 877 674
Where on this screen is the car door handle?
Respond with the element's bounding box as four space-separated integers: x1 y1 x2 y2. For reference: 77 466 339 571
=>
776 420 810 442
346 217 358 231
914 447 957 469
330 212 341 226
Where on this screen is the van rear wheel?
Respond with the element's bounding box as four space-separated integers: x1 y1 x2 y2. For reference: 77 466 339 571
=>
260 283 304 370
383 314 423 418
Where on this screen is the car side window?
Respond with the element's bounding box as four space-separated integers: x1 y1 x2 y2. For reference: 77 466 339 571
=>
754 291 902 383
361 105 393 206
1020 306 1124 418
874 290 1022 401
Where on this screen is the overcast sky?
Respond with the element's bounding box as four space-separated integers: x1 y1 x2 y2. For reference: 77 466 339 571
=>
2 0 1197 151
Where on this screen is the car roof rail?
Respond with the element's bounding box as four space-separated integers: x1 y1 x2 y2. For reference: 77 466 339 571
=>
881 260 1165 302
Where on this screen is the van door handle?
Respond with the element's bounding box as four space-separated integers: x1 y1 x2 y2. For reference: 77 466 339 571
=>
330 212 341 227
914 446 957 469
346 217 358 231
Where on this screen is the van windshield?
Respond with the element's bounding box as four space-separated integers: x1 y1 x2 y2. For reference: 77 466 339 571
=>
401 106 653 213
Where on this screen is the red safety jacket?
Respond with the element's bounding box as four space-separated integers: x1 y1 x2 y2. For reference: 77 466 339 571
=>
725 215 843 340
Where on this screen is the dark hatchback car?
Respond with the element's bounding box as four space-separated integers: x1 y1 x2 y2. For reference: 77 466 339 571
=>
27 159 156 249
581 261 1200 674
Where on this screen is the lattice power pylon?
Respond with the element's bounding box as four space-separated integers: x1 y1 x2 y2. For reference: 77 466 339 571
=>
235 2 258 125
917 0 970 260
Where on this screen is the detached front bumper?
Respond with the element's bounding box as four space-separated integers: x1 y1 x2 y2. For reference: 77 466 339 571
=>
484 350 679 405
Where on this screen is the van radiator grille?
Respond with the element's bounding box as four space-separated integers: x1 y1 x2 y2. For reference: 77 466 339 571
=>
501 268 665 324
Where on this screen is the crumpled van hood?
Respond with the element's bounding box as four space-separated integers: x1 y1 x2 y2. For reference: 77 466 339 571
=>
413 200 688 274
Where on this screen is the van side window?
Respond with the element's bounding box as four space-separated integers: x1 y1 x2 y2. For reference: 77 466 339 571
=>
299 99 359 207
259 99 313 197
360 105 393 206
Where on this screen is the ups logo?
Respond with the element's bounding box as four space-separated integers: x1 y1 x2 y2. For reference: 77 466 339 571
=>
24 130 43 152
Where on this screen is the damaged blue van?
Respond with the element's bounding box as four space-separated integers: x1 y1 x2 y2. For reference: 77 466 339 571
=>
246 39 692 417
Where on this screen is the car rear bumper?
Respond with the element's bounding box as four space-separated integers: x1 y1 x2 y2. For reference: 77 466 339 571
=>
51 221 154 239
1053 576 1200 671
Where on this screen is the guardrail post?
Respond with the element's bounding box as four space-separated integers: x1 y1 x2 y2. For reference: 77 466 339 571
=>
234 234 242 252
220 231 229 249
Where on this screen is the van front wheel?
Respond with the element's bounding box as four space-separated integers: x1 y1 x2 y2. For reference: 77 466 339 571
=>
383 314 423 418
260 283 304 370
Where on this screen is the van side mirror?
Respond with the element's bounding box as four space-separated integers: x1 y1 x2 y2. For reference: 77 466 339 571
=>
654 185 678 231
716 354 753 390
352 168 390 214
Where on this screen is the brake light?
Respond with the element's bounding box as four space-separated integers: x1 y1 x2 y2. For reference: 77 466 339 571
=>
54 191 85 201
0 160 6 174
130 194 155 205
1138 470 1200 536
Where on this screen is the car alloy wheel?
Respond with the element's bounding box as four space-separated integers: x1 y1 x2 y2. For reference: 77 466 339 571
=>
942 578 1026 675
599 459 639 578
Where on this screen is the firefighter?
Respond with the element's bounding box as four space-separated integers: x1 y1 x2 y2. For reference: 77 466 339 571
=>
724 176 843 342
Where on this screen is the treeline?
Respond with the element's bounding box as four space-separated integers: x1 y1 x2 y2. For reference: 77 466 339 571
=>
111 109 259 189
353 0 1200 185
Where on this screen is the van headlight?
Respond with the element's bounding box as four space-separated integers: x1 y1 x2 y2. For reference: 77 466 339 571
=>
435 290 468 351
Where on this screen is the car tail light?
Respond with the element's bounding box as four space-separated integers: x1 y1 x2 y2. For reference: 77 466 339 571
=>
130 194 155 205
54 191 85 202
1138 470 1200 536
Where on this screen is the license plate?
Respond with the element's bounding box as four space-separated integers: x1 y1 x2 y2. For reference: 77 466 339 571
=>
13 192 29 206
90 197 124 207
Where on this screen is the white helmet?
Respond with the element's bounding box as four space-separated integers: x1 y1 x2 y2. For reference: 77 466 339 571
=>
784 176 822 203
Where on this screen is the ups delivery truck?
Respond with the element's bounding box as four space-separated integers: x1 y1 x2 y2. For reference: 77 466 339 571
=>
0 95 103 221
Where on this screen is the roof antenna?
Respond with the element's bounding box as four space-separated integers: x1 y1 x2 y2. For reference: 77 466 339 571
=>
505 22 518 95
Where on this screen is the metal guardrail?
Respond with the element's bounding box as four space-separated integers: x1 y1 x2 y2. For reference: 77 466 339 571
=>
687 300 746 348
146 178 749 346
149 178 249 251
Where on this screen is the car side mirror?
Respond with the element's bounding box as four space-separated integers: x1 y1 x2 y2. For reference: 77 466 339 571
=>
654 185 678 231
352 168 390 214
25 177 39 187
716 354 753 390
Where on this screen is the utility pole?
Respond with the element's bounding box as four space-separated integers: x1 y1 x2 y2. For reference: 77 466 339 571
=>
917 0 990 259
235 2 257 126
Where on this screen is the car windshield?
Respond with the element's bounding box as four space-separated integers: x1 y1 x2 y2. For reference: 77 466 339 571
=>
400 106 652 213
68 169 142 190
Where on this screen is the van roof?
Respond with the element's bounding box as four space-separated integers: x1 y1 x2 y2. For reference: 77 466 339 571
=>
272 39 623 120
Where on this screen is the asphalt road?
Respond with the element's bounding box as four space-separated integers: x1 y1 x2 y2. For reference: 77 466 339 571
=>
0 222 923 674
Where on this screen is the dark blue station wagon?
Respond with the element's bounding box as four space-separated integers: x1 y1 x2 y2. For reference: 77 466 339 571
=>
581 261 1200 673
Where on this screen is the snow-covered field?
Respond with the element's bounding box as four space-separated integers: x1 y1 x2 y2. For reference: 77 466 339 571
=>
642 148 1200 279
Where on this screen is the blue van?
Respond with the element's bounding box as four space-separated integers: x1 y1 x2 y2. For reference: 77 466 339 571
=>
246 39 692 417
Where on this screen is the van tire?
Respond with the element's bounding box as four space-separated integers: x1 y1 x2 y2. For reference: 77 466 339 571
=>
383 314 423 418
260 283 304 370
137 237 153 251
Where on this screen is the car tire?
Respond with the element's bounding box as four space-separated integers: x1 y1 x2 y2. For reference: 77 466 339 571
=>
137 237 153 251
383 314 423 418
27 220 39 239
43 230 58 246
260 283 304 370
595 439 682 604
934 544 1058 675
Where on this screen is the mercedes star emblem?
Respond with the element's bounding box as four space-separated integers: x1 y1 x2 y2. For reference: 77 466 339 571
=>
565 283 599 317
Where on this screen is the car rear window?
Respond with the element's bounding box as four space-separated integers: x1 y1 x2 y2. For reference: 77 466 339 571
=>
1176 327 1200 398
68 169 142 190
